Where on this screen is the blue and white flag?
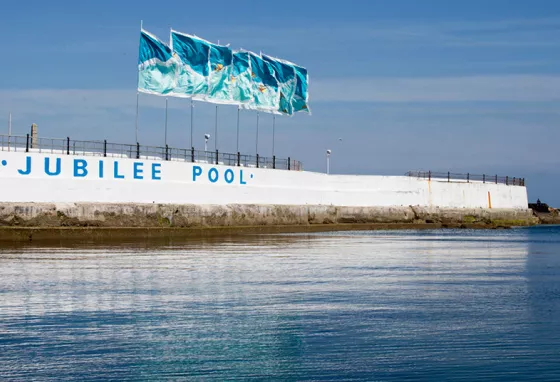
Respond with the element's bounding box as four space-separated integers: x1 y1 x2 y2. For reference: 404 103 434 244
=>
207 42 234 104
246 52 280 113
262 54 297 115
138 29 177 95
231 51 253 105
292 64 310 113
171 30 210 99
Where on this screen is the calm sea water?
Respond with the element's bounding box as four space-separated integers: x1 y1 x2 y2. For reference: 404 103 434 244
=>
1 226 559 381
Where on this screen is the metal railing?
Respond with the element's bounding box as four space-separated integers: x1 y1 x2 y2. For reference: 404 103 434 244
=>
405 171 525 186
0 134 303 171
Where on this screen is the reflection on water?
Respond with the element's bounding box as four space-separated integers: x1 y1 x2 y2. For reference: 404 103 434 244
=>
1 227 559 380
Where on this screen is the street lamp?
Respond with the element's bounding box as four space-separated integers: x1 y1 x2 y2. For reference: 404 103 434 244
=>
204 133 210 152
326 149 332 174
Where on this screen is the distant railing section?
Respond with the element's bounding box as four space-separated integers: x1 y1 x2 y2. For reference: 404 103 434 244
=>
405 171 525 186
0 134 303 171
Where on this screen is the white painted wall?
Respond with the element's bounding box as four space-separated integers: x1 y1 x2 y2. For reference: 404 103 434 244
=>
0 152 528 209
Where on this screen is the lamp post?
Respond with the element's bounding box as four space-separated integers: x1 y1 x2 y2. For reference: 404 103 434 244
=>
326 149 332 174
204 133 210 152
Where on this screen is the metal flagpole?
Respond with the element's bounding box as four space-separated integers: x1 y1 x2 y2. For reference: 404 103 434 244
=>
8 112 11 151
190 98 194 148
236 107 240 153
272 115 275 157
214 105 218 151
135 20 143 144
215 40 220 152
164 98 168 146
256 112 259 155
135 94 140 143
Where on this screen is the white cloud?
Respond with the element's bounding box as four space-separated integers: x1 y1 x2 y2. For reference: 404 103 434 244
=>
311 75 560 102
1 74 559 118
0 89 201 117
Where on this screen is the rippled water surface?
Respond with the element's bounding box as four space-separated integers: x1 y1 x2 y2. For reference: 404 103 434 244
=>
1 226 560 380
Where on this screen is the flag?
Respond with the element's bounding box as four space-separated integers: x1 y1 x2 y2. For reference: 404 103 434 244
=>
138 29 177 95
207 42 234 104
292 64 310 113
231 51 253 105
170 30 210 98
245 52 280 113
262 54 297 115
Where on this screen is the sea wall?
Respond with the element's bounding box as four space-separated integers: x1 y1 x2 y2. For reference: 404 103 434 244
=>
0 151 528 210
0 203 537 228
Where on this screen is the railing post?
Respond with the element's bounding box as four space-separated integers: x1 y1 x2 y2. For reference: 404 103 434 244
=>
513 177 516 186
256 154 259 168
273 155 276 169
26 134 30 153
288 157 291 170
136 142 140 159
506 176 508 185
237 152 240 166
522 178 525 186
165 145 169 161
191 147 195 163
467 173 469 183
66 137 70 155
447 171 450 182
495 174 498 184
483 174 485 183
428 171 431 181
103 140 107 157
215 149 219 165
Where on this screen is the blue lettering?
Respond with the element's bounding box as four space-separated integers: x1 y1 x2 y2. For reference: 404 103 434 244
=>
224 169 234 184
152 163 161 180
208 168 219 183
113 161 124 179
134 162 144 179
240 169 247 185
44 157 61 176
99 160 104 178
193 165 202 181
17 156 31 175
73 159 88 177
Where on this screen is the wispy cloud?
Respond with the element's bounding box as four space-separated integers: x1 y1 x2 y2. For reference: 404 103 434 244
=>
1 74 559 120
312 75 560 102
220 17 560 51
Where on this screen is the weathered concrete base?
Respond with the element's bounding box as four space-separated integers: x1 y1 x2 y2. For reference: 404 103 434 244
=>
0 202 537 231
0 203 540 243
0 223 457 244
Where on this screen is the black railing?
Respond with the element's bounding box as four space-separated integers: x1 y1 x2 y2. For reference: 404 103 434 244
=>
0 134 303 171
405 171 525 186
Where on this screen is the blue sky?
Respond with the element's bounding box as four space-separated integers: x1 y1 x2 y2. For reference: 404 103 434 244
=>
1 0 559 204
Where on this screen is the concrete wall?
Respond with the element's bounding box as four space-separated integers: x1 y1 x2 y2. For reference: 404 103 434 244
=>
0 203 538 229
0 151 528 209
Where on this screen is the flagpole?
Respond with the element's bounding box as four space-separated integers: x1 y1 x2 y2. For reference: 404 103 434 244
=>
214 39 221 153
8 112 11 151
272 115 275 157
135 93 139 144
256 112 259 155
236 107 240 153
190 98 194 149
135 20 143 144
164 98 168 146
214 105 218 151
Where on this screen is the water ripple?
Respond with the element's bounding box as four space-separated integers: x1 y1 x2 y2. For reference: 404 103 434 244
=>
0 227 559 380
